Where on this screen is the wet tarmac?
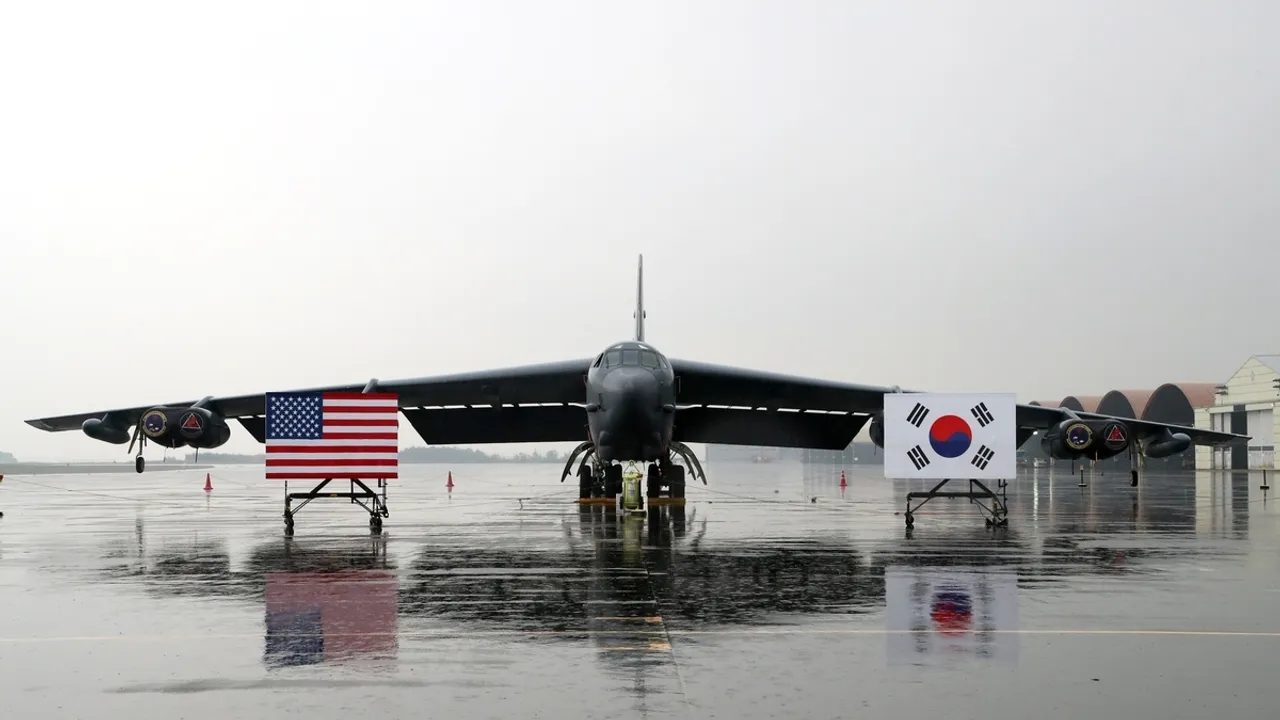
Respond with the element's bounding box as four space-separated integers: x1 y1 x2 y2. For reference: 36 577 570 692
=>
1 461 1278 719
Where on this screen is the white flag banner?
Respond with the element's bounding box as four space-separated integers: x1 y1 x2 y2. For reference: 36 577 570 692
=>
882 392 1017 480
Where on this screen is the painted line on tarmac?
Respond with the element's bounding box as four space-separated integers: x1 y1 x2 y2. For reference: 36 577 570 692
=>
4 628 1280 644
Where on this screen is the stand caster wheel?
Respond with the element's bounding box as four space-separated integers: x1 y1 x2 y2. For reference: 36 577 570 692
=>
135 456 145 473
904 512 914 528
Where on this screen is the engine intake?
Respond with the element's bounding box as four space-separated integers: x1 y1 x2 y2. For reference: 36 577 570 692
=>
1040 418 1131 461
869 411 885 448
137 405 232 449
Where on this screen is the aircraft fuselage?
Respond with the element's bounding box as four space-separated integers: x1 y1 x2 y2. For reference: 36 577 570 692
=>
584 340 677 463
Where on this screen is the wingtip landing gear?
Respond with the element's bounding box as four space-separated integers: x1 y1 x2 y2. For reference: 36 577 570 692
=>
135 455 145 474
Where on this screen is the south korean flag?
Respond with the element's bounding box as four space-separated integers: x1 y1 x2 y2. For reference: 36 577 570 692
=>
881 393 1017 480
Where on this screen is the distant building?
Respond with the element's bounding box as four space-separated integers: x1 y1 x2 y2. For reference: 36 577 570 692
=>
1195 355 1280 471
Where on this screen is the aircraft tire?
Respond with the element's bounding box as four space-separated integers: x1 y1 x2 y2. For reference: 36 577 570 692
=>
669 465 686 498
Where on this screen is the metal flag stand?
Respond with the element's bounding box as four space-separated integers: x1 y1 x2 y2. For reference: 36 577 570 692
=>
903 477 1009 529
283 477 389 536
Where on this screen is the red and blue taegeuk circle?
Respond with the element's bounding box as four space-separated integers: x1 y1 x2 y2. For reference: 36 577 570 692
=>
931 587 973 634
928 414 972 458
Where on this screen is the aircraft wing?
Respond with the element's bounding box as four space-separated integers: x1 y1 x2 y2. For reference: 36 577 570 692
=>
1013 403 1242 446
25 359 596 445
668 359 1247 447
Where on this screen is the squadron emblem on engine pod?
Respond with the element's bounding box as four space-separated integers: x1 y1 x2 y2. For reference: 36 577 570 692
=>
179 411 204 438
1064 422 1093 451
141 409 168 438
1101 423 1127 450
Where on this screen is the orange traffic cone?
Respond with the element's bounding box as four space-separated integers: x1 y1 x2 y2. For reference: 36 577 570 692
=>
204 473 212 492
839 470 847 488
446 471 454 491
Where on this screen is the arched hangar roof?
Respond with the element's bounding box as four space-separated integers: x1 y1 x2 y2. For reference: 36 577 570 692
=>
1097 389 1155 419
1048 384 1217 426
1141 382 1218 425
1060 395 1102 412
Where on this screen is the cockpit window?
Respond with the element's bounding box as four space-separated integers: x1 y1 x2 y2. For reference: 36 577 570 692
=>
604 350 623 367
639 351 659 368
593 354 603 368
621 349 639 365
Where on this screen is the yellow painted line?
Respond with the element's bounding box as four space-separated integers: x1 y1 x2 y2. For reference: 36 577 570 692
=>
4 628 1280 644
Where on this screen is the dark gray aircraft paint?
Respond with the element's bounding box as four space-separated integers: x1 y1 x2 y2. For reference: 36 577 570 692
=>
25 255 1248 498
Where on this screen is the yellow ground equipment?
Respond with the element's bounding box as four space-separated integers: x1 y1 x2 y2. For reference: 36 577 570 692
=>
621 462 644 512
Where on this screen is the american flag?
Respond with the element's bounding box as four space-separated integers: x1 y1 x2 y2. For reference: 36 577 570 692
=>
265 391 399 479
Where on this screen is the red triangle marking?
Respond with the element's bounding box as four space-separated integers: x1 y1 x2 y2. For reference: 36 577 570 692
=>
182 413 201 429
1106 426 1125 442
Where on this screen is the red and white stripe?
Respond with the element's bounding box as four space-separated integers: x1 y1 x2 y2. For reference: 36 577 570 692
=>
266 392 399 480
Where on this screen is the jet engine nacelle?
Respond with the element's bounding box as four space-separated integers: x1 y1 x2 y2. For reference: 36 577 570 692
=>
868 411 885 448
121 405 232 449
141 406 231 449
1039 418 1131 461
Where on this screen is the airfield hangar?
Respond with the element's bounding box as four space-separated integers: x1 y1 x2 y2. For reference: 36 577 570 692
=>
1029 354 1280 472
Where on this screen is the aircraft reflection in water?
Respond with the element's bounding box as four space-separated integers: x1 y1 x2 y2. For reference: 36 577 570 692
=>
884 568 1019 665
88 469 1254 682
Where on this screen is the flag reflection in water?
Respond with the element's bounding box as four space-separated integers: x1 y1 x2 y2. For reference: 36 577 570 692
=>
264 570 398 667
885 567 1018 665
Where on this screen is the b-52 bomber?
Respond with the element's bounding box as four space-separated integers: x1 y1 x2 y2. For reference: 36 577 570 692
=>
26 255 1245 516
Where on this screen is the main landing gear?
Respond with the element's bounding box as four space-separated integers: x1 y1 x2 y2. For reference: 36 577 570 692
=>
902 478 1009 529
562 442 707 505
574 458 689 504
282 478 390 537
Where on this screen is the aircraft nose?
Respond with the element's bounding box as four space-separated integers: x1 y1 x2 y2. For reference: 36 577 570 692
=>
604 368 660 414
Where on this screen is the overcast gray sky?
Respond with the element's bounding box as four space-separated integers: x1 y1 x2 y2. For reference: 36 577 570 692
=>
2 1 1277 461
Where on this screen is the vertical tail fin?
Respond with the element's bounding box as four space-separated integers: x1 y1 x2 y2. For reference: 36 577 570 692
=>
634 254 645 342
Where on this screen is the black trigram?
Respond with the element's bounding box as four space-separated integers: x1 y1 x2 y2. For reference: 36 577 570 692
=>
906 402 930 428
907 444 931 470
970 402 994 428
971 444 995 470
